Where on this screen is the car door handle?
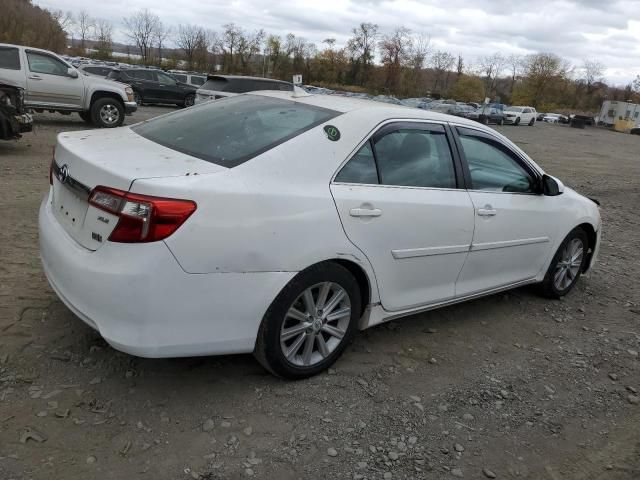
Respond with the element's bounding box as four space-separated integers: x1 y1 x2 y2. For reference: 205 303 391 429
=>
350 208 382 217
28 75 42 80
477 206 497 217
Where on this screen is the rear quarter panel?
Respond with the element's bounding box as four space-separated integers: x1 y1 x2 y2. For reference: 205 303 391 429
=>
131 111 381 298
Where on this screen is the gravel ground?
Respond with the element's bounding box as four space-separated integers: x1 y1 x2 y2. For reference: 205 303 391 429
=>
1 107 639 480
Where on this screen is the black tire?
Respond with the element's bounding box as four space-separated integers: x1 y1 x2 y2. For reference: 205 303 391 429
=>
133 91 143 106
514 117 520 126
90 98 125 128
254 262 361 379
183 94 195 108
540 228 589 298
79 111 93 125
529 118 535 126
482 117 489 125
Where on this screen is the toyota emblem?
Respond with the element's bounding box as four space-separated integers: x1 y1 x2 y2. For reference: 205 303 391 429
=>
58 164 69 184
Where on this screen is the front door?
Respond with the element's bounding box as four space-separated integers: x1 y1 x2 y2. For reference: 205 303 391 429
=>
154 71 182 102
454 126 556 296
331 122 475 311
25 50 82 108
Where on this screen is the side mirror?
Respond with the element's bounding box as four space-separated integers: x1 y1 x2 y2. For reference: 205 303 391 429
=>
542 174 564 196
67 68 79 79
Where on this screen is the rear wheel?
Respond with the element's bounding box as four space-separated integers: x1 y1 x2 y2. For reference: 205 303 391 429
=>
254 262 361 379
541 228 588 298
183 94 195 108
91 98 125 128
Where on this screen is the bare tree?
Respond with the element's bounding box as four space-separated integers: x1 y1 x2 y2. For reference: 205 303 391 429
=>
177 24 206 69
123 9 160 64
346 22 378 85
95 19 113 59
237 29 266 74
478 52 505 96
379 27 412 93
221 23 242 73
75 10 94 52
155 22 171 64
431 50 456 93
506 53 523 95
582 59 605 93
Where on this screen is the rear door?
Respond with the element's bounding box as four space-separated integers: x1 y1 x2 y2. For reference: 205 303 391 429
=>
453 126 556 296
331 122 475 311
24 50 82 108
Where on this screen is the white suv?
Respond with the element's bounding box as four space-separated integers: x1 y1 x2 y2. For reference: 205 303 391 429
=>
504 106 537 126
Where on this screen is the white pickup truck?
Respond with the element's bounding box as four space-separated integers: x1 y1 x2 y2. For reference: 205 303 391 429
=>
0 43 137 128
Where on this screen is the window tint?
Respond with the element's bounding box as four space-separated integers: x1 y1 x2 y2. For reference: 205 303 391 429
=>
26 51 69 76
226 79 252 93
132 95 339 168
172 74 188 83
201 78 228 92
190 76 205 86
335 142 378 184
374 127 456 188
131 70 154 81
457 130 535 193
0 47 20 70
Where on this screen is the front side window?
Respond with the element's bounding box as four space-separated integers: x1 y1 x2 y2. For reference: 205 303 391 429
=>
132 70 154 81
132 95 339 167
0 47 20 70
191 76 205 86
457 128 536 193
26 51 69 76
375 128 456 188
173 74 188 83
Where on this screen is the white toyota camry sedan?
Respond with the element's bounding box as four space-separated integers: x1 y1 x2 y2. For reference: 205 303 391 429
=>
39 91 601 379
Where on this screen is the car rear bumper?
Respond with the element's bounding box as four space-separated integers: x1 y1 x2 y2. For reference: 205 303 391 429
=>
124 101 137 115
39 193 295 358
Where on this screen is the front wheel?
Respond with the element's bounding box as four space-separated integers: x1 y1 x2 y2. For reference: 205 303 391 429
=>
541 228 588 298
514 117 520 126
529 118 535 126
91 98 125 128
254 262 361 379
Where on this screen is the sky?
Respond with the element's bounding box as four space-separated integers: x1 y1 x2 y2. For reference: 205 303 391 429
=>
34 0 640 85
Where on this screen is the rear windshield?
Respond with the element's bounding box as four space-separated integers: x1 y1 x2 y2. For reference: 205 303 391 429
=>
131 95 340 167
201 78 228 92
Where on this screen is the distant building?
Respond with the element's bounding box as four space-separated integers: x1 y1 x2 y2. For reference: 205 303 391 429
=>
597 100 640 126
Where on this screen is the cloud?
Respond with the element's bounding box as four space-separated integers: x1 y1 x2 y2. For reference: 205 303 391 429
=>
34 0 640 84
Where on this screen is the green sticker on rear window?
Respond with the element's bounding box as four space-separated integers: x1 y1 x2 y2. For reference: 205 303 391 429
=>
324 125 340 141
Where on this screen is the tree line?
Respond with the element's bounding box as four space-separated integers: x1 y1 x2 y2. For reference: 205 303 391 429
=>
3 2 640 112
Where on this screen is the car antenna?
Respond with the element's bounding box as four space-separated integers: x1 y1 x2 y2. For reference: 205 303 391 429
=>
291 74 311 98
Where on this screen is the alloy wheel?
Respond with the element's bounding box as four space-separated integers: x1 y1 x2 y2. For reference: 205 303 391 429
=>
99 104 120 126
280 282 351 367
553 238 584 290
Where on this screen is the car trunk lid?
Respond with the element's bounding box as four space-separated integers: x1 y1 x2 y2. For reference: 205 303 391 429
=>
51 127 225 251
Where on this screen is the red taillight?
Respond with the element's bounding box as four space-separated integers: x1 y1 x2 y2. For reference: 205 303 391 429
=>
88 186 197 243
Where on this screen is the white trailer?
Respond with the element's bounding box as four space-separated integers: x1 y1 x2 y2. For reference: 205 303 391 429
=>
597 100 640 126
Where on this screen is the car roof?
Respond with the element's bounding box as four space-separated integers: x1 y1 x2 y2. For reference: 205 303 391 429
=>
251 91 488 129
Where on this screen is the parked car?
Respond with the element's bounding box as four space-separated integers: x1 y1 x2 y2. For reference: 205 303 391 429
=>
452 104 477 119
107 68 197 107
543 113 568 124
504 106 537 126
400 97 430 108
195 75 293 104
168 70 207 87
537 112 546 121
77 64 116 78
0 78 32 139
631 124 640 135
40 92 601 379
0 43 136 128
477 103 505 125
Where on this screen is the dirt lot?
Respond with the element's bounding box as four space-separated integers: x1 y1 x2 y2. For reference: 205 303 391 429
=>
1 108 639 480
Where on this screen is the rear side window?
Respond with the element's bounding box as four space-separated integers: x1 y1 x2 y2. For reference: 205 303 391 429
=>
132 95 340 168
201 78 228 92
190 76 205 86
172 74 188 83
0 47 20 70
335 142 378 184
